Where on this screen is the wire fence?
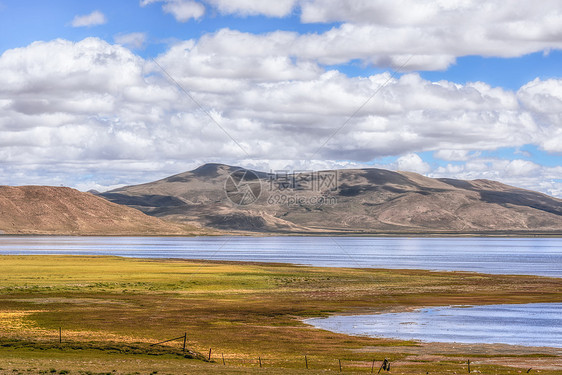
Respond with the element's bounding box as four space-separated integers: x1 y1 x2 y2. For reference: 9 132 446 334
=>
2 328 492 374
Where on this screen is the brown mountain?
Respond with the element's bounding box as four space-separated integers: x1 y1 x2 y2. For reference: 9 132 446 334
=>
101 163 562 235
0 186 204 235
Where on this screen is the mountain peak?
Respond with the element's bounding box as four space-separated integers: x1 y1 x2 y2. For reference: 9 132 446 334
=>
191 163 240 178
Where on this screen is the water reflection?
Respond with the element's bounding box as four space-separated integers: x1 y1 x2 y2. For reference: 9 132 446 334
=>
0 236 561 277
305 303 562 348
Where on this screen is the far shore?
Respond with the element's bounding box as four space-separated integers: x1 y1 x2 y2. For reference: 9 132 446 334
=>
1 230 561 237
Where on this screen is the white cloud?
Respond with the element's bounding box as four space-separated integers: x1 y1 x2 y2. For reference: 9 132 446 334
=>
396 153 431 174
70 10 107 27
142 0 297 19
433 149 476 161
517 78 562 152
0 38 143 93
291 16 562 70
141 0 205 22
518 78 562 114
0 37 561 196
153 30 322 83
114 32 147 50
205 0 298 17
138 1 562 71
431 158 562 198
504 159 541 177
164 0 205 21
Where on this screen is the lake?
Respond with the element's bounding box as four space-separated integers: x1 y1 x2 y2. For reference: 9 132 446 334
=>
305 303 562 348
0 236 560 277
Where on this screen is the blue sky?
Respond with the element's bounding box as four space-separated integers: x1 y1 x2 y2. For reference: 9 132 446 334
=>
0 1 337 56
0 0 561 196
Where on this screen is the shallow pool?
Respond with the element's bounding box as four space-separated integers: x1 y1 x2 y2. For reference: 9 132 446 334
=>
305 303 562 348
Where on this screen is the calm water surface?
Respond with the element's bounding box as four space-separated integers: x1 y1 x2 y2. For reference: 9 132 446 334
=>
305 303 562 348
0 236 560 277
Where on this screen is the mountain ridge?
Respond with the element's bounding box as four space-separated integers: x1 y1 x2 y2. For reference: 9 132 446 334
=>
101 163 562 235
0 185 205 235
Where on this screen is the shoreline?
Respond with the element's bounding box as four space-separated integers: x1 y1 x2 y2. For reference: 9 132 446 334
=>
1 230 562 237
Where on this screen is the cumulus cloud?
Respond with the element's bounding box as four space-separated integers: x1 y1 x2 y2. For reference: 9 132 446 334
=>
0 37 561 196
293 10 562 70
114 32 147 50
70 10 107 27
517 78 562 153
154 30 322 83
431 159 562 198
396 153 430 174
142 0 562 71
433 150 477 161
133 1 562 71
205 0 298 17
504 159 541 177
141 0 205 22
164 0 205 21
142 0 297 19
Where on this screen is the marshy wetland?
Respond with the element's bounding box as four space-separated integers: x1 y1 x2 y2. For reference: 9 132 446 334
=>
1 252 561 374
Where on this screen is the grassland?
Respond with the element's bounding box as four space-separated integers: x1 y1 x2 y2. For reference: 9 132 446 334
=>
0 255 561 374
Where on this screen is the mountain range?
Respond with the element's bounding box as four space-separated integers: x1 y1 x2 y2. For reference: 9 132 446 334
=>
100 163 562 235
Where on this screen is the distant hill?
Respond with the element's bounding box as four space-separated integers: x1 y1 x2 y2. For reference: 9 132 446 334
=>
100 163 562 235
0 186 204 235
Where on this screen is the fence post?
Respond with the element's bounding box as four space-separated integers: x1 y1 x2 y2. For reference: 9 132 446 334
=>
305 355 308 369
339 359 342 372
59 327 61 343
182 332 187 352
371 359 375 373
208 348 212 361
259 356 262 368
222 353 225 365
378 358 389 374
468 359 470 373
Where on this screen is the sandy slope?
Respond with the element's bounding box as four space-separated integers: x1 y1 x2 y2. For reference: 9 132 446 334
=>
0 185 203 235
